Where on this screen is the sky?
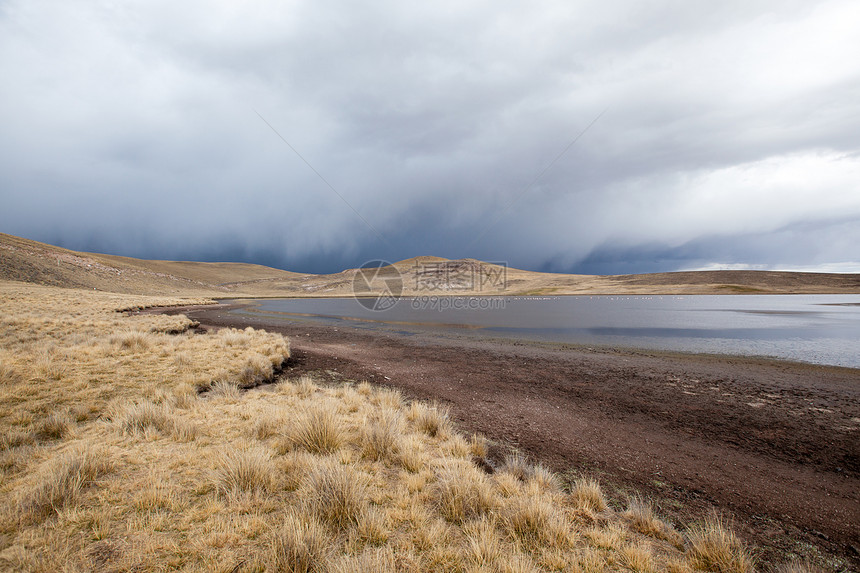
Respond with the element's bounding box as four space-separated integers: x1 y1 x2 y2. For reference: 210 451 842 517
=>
1 0 859 275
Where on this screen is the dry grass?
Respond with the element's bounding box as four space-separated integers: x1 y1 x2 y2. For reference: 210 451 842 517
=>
469 432 489 459
408 400 452 438
282 404 345 455
585 523 626 551
624 496 684 547
329 546 397 573
500 452 536 482
34 411 73 441
270 510 331 573
0 280 762 571
360 407 403 462
302 459 368 529
19 443 111 520
208 379 241 398
212 442 276 497
619 541 657 573
503 495 571 550
570 477 608 512
435 460 497 524
773 560 826 573
115 400 173 435
398 433 428 473
686 514 756 573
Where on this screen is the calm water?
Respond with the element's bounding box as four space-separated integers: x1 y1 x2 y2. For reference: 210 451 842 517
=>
232 295 860 368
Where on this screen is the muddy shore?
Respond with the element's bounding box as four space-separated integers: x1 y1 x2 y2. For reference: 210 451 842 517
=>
160 302 860 567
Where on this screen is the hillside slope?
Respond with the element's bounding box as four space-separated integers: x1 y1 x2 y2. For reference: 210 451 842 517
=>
2 232 859 296
0 233 305 296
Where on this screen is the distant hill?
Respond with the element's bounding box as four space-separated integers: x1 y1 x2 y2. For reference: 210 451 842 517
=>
0 233 305 296
2 232 859 297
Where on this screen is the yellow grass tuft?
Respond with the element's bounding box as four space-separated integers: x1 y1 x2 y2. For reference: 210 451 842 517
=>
499 452 535 482
270 510 332 573
619 541 657 573
408 401 452 438
208 379 241 398
624 496 683 546
773 560 827 573
526 464 560 494
237 353 275 388
34 351 67 381
110 330 152 351
370 386 403 409
685 514 756 573
172 380 197 408
211 443 276 497
434 460 497 524
296 374 318 397
397 433 428 473
0 362 21 385
282 404 345 455
494 470 523 498
329 546 397 573
302 459 369 529
113 399 197 441
254 406 284 440
444 433 472 459
21 444 111 520
354 505 390 546
570 477 608 512
469 432 489 459
571 548 608 573
133 470 178 512
35 411 73 441
360 407 403 462
115 400 172 435
503 495 571 550
500 553 542 573
584 523 625 551
464 515 501 566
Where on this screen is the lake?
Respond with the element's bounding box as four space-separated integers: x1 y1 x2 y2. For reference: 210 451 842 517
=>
228 295 860 368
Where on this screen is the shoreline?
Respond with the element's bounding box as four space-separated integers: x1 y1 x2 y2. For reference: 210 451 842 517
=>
159 302 860 567
223 295 860 370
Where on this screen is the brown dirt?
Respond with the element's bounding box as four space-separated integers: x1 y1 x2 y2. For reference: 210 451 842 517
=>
160 302 860 568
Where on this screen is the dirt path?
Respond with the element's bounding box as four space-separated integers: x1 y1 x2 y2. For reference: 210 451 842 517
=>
164 303 860 567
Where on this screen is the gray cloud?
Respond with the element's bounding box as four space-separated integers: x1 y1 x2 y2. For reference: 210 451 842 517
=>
2 0 859 273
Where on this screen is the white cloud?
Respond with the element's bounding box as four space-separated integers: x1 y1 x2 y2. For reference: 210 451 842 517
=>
689 262 860 273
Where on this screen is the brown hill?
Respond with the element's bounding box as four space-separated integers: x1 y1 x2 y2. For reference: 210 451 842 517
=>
2 232 859 296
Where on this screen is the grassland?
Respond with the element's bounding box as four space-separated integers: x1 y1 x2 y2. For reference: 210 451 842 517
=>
0 280 778 572
0 232 846 570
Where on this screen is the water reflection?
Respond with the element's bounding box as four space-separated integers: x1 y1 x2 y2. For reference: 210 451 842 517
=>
233 295 860 368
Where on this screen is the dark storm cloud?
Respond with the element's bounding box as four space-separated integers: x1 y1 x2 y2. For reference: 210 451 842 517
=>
1 0 859 273
563 216 860 275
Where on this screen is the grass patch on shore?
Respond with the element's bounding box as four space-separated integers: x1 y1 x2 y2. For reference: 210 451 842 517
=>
1 280 769 571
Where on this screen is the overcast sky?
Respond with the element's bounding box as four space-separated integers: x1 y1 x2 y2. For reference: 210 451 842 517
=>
2 1 859 274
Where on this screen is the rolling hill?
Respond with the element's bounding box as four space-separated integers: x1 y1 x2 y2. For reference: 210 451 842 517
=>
2 232 859 297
